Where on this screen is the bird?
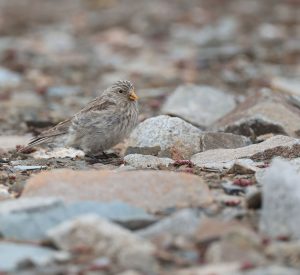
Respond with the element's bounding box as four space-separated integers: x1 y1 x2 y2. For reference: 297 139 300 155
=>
21 80 139 157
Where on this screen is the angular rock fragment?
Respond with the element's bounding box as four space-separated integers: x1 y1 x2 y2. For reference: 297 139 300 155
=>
47 215 158 274
22 169 212 212
200 132 250 151
191 135 300 168
162 85 236 128
215 91 300 138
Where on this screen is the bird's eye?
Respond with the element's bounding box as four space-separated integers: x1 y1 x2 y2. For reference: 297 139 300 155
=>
119 90 124 94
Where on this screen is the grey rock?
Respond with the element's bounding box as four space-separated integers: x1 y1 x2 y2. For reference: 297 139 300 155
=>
0 67 21 88
47 215 158 274
241 266 300 275
162 85 236 128
138 209 202 239
0 242 68 272
0 199 155 241
260 158 300 239
125 146 161 156
124 154 174 169
216 91 300 138
12 165 47 172
128 115 202 159
191 135 300 168
200 132 250 151
228 159 262 174
47 86 81 98
271 77 300 97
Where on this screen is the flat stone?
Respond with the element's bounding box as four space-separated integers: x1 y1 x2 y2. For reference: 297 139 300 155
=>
259 158 300 239
174 263 240 275
215 91 300 138
0 135 31 150
271 77 300 97
162 85 236 128
22 169 212 213
200 132 250 151
191 135 300 168
124 154 174 169
31 147 85 159
0 199 155 241
138 209 202 240
47 215 158 274
128 115 202 159
0 242 68 272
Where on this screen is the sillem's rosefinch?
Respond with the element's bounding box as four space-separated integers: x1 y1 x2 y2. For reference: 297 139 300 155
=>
22 80 139 156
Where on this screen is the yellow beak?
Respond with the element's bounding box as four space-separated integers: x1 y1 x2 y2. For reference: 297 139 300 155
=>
129 89 138 101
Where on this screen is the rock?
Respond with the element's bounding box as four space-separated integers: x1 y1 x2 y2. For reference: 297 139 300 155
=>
47 86 81 98
265 240 300 268
205 227 266 265
31 147 85 159
125 146 161 156
215 91 300 138
0 199 155 241
191 135 300 169
200 132 250 151
0 185 11 201
0 67 21 88
271 77 300 97
47 215 158 274
137 209 202 240
128 115 202 159
0 242 68 272
12 165 47 172
162 85 236 128
227 159 262 174
259 158 300 239
174 263 240 275
124 154 174 169
0 135 31 150
241 266 300 275
22 169 212 213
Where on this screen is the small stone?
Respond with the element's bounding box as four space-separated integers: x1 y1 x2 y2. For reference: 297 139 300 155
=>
125 146 161 156
200 132 250 151
31 147 85 159
228 159 261 174
162 85 236 128
191 135 300 169
259 158 300 239
215 91 300 138
22 169 212 213
0 67 22 88
47 215 158 274
124 154 174 169
0 241 68 272
12 165 47 172
174 263 240 275
128 115 202 159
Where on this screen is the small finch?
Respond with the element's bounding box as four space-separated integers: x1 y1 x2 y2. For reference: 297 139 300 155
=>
22 80 139 156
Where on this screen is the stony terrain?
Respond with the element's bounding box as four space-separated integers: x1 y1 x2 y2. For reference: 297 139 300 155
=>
0 0 300 274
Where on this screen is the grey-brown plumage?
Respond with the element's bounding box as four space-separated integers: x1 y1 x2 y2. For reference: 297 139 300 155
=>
23 80 139 155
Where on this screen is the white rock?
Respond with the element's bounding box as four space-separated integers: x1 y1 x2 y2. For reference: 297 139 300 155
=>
128 115 202 159
124 154 174 169
31 147 85 159
260 158 300 239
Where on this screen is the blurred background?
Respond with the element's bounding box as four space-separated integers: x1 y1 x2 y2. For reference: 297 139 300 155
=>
0 0 299 135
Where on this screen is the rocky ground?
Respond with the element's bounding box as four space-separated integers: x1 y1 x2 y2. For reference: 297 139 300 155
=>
0 0 300 274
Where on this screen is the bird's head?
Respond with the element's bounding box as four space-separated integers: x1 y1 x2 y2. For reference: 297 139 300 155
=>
107 80 138 103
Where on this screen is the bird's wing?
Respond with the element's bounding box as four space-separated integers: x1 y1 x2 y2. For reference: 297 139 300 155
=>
24 119 72 149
